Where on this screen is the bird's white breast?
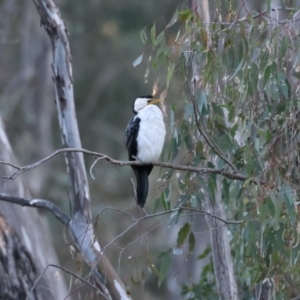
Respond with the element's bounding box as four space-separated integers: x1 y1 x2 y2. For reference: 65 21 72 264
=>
136 105 166 163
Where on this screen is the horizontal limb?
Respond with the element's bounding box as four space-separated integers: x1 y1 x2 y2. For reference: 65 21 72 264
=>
0 147 263 184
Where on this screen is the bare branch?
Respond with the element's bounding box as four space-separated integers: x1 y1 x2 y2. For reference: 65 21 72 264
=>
98 206 242 226
0 193 69 225
181 207 243 225
0 147 260 183
95 206 243 252
0 193 243 232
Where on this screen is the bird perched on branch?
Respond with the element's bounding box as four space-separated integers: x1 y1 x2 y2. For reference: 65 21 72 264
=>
124 95 166 207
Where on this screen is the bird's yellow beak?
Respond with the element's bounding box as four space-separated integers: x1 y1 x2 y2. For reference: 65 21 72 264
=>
148 99 161 105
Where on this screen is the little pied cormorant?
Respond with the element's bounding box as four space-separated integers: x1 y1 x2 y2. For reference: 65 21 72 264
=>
124 95 166 207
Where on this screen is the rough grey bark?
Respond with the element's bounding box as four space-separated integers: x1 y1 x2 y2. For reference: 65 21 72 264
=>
0 118 68 299
254 279 272 300
0 213 39 300
31 0 132 299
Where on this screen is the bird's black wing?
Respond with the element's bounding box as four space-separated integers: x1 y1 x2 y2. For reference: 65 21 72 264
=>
124 116 140 161
124 116 153 207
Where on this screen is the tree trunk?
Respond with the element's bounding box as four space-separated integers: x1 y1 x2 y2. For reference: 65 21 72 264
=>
202 175 238 300
0 117 69 299
189 1 239 299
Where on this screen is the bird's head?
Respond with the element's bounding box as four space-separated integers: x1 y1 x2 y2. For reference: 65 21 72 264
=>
133 95 161 113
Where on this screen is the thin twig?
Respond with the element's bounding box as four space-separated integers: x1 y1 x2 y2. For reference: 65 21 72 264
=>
26 264 104 300
182 207 243 224
97 205 243 225
188 79 239 173
89 157 105 180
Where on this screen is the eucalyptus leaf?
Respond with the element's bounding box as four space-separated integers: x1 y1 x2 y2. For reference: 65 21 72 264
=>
158 252 171 287
177 223 191 248
150 24 156 45
140 28 147 44
166 9 179 28
132 53 143 67
188 231 195 255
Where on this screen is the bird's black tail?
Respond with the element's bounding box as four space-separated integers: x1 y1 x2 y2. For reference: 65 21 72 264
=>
133 165 153 207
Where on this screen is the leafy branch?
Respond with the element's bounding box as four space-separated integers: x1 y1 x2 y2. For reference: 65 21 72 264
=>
185 51 239 173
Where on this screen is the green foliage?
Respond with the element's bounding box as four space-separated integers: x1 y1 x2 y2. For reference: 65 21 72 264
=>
142 2 300 298
158 251 172 287
177 222 191 248
182 247 217 299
